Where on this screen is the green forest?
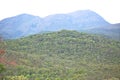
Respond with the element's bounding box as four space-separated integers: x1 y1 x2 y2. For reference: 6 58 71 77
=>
0 30 120 80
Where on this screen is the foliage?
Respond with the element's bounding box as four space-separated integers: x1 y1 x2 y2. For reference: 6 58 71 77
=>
0 37 6 79
5 75 28 80
0 64 5 73
2 30 120 80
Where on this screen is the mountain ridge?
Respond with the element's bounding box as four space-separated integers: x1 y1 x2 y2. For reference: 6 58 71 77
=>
0 10 119 39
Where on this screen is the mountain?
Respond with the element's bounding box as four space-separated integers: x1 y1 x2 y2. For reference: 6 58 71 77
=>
0 14 43 39
86 23 120 40
2 30 120 80
42 10 110 31
0 10 118 39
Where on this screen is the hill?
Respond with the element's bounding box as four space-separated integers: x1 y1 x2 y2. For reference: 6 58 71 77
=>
86 23 120 40
0 14 43 39
1 30 120 80
0 10 113 39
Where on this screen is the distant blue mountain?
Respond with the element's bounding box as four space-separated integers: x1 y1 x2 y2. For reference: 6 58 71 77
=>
87 23 120 40
0 14 43 39
0 10 119 39
42 10 110 31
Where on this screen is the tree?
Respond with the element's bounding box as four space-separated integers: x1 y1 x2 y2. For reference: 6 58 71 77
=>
0 64 5 73
0 36 6 79
5 75 28 80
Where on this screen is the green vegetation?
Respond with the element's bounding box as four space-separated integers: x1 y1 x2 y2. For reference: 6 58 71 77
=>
1 30 120 80
5 75 28 80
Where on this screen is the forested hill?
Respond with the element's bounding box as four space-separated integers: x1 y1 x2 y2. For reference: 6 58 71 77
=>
1 30 120 80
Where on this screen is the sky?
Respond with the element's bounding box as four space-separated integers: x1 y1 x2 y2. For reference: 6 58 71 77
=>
0 0 120 24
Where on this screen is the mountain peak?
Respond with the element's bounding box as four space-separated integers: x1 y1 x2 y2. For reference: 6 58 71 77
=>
16 13 39 18
0 10 115 39
69 9 97 15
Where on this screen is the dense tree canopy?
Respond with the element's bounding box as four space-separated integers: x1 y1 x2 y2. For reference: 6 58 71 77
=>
1 30 120 80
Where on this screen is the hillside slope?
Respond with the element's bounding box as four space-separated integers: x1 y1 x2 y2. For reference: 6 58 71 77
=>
86 23 120 40
2 30 120 80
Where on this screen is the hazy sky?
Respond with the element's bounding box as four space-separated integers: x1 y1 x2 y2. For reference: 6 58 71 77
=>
0 0 120 23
